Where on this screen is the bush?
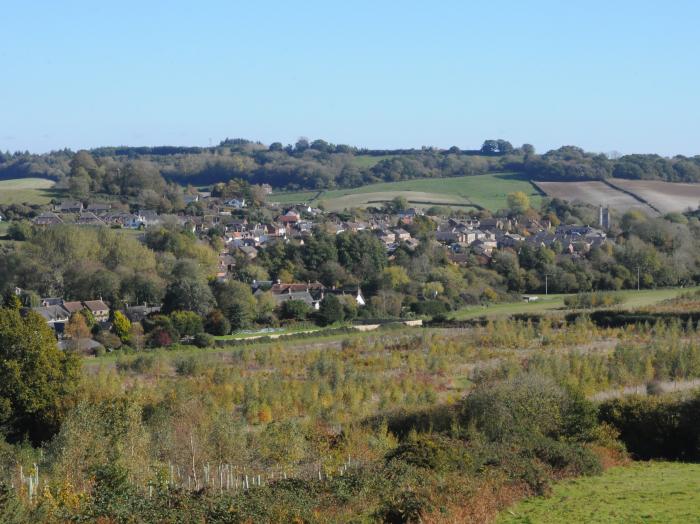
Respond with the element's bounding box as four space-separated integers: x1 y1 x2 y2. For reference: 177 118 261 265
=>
193 332 214 348
317 294 344 326
117 354 156 374
174 356 202 376
385 433 471 473
279 299 311 320
564 292 623 309
205 309 231 336
533 438 602 476
409 300 449 317
375 489 428 524
461 374 596 444
646 380 664 396
599 394 700 460
95 330 122 350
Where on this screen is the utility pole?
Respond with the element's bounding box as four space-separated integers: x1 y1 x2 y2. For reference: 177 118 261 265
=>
544 274 550 295
637 266 640 291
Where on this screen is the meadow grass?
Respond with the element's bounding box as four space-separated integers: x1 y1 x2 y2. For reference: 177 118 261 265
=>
0 178 63 205
450 287 700 320
269 172 541 211
213 323 325 340
497 462 700 524
270 190 320 204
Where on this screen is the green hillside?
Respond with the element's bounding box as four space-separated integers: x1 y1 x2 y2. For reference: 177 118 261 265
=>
272 172 541 211
498 462 700 524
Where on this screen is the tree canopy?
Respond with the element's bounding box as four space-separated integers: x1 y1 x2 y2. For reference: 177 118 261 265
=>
0 308 81 444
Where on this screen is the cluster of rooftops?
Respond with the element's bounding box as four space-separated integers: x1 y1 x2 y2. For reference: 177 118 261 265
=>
22 279 365 335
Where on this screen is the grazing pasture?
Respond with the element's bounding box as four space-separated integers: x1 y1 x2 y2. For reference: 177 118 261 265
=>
450 287 698 320
498 462 700 524
0 178 61 205
272 173 542 211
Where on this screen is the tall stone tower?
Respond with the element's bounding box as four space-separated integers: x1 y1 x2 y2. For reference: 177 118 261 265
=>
598 206 610 229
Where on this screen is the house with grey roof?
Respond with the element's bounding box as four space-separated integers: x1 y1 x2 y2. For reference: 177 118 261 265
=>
29 305 70 332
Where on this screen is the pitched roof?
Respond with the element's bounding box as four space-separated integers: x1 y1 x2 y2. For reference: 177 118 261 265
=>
272 291 315 306
83 300 109 312
32 305 70 322
76 211 105 225
34 212 63 225
269 282 325 294
62 301 84 314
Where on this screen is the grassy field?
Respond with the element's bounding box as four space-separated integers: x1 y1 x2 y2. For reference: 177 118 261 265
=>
0 178 62 205
450 287 699 320
271 190 320 204
271 173 541 212
498 462 700 524
213 324 326 340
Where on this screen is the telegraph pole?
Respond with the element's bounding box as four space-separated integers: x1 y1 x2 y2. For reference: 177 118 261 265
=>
636 267 640 291
545 274 550 295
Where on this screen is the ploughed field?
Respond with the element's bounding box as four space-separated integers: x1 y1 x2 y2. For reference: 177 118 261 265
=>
607 178 700 214
535 178 700 215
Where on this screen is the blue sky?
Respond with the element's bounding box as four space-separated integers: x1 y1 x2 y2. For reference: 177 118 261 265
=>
1 1 699 155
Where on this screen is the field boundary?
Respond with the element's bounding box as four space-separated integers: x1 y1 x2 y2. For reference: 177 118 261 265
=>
603 178 662 215
365 198 482 209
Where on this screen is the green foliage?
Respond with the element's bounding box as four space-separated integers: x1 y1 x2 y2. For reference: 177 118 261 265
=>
410 300 449 317
174 356 203 376
462 374 596 444
317 294 345 326
507 191 530 214
564 291 623 309
211 280 256 331
86 463 142 521
0 482 28 522
193 332 214 348
279 299 311 320
2 292 21 310
204 309 231 336
336 231 386 281
163 278 215 316
0 308 80 444
386 433 471 473
599 393 700 461
169 310 204 338
7 221 32 241
112 310 131 341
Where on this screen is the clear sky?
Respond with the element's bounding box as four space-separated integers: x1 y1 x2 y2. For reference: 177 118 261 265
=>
2 1 699 155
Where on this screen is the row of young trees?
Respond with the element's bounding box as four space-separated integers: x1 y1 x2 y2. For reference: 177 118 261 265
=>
6 305 683 520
